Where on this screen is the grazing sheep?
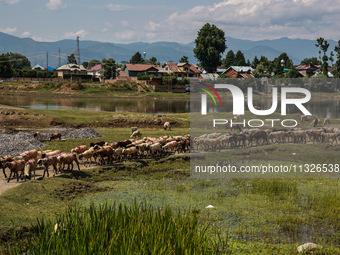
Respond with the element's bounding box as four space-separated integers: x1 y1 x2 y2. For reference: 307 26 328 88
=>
122 147 138 161
79 149 95 167
49 132 62 142
320 132 337 144
71 145 88 154
93 146 114 165
24 159 37 181
89 141 106 148
311 118 320 127
163 122 171 131
4 160 25 182
323 118 330 125
37 155 60 177
147 143 163 156
131 126 138 134
33 131 41 140
288 130 307 144
57 154 80 172
130 130 142 139
300 115 309 122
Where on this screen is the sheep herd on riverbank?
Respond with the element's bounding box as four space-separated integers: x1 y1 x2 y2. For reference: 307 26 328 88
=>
0 128 191 183
194 126 340 152
1 120 340 182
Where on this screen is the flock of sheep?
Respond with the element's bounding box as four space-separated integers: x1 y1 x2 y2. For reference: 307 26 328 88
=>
194 116 339 151
1 117 339 182
0 122 190 183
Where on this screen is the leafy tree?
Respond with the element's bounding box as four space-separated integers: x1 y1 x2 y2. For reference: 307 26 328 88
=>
130 52 144 64
315 37 330 76
286 66 301 78
149 57 158 65
67 53 77 64
82 61 89 69
252 63 267 78
300 57 321 65
252 56 260 68
234 50 246 66
87 59 101 68
179 56 189 63
222 50 234 68
272 53 293 76
0 54 15 78
193 23 227 72
4 53 31 69
102 58 116 79
334 40 340 78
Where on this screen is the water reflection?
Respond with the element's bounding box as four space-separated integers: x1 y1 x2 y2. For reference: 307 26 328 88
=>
0 94 338 117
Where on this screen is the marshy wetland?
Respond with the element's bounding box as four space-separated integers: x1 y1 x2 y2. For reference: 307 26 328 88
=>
0 93 339 254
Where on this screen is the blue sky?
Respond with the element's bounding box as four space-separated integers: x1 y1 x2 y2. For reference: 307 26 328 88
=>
1 0 339 43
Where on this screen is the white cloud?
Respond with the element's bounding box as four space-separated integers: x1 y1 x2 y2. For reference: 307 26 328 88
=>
146 21 160 32
46 0 65 10
107 4 129 11
21 31 30 37
115 30 136 40
64 30 88 39
0 27 17 34
0 0 19 4
121 21 129 27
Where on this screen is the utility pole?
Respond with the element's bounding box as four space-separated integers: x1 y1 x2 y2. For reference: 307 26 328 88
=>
58 48 61 67
76 36 81 66
46 52 48 70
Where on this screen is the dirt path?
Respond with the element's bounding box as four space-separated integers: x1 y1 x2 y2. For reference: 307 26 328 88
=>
0 162 95 196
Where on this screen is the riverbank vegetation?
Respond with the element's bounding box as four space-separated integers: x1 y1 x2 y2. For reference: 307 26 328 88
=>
0 123 339 254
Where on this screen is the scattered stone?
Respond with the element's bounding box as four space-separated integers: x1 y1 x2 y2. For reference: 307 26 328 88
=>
297 242 322 253
0 128 103 156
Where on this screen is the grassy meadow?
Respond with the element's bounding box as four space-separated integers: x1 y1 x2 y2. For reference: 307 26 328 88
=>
0 107 339 254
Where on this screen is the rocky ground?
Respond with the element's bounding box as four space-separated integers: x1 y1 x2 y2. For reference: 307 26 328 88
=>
0 127 103 156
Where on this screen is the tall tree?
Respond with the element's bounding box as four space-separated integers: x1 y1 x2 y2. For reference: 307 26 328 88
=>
315 37 330 76
4 53 31 69
300 57 321 65
234 50 246 66
149 56 158 65
272 53 293 75
334 40 340 78
179 56 189 63
67 53 77 64
193 23 227 72
102 58 116 79
130 52 144 64
88 59 101 68
0 54 15 78
252 56 260 68
222 50 234 68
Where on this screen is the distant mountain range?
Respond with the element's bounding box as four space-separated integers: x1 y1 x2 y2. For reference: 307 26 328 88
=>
0 32 337 68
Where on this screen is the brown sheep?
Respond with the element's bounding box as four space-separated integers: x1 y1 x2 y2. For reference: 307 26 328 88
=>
24 159 37 181
4 160 25 182
57 154 80 172
49 132 62 142
37 155 60 177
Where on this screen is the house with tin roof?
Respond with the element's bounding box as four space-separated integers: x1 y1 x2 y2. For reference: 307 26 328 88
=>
56 64 87 78
162 63 200 80
87 64 103 79
124 64 161 77
221 66 254 78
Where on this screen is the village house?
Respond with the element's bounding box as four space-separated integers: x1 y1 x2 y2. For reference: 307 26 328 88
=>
162 63 200 80
56 64 87 78
221 66 254 78
87 64 103 80
124 64 161 77
295 64 319 77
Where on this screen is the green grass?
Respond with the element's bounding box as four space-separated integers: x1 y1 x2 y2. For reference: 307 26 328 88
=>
7 202 229 255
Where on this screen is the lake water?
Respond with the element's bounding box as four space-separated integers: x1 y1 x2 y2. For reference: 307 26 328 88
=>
0 94 339 118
